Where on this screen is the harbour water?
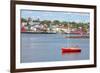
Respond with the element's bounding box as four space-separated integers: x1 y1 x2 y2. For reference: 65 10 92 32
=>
21 33 89 63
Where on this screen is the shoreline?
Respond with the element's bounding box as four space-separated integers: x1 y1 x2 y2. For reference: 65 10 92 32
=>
21 32 57 34
21 32 89 38
21 32 88 34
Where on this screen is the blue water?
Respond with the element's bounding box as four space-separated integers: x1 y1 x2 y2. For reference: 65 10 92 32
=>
21 33 89 63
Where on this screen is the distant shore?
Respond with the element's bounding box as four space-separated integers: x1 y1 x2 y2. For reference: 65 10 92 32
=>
21 32 57 34
21 32 83 34
21 32 89 35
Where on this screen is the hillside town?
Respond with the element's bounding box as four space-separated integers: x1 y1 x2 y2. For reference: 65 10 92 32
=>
21 17 89 35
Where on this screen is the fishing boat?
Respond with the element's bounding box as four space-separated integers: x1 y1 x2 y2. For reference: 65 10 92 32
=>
62 47 81 53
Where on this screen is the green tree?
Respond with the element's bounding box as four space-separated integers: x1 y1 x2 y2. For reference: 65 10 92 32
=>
52 20 60 25
40 20 51 26
82 23 89 32
61 21 68 27
21 18 27 22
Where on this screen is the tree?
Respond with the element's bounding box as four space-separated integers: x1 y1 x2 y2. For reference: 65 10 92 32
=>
61 21 68 27
82 23 89 32
40 20 51 27
52 20 60 25
21 18 27 22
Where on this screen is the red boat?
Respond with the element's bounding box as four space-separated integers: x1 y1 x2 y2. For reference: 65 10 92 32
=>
62 47 81 53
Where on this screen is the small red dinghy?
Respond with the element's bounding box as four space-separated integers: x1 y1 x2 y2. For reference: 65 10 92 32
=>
62 47 81 53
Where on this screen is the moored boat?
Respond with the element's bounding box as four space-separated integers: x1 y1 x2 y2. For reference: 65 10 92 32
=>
62 47 81 53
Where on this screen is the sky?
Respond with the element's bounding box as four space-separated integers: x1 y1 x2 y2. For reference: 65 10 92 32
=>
21 10 90 23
